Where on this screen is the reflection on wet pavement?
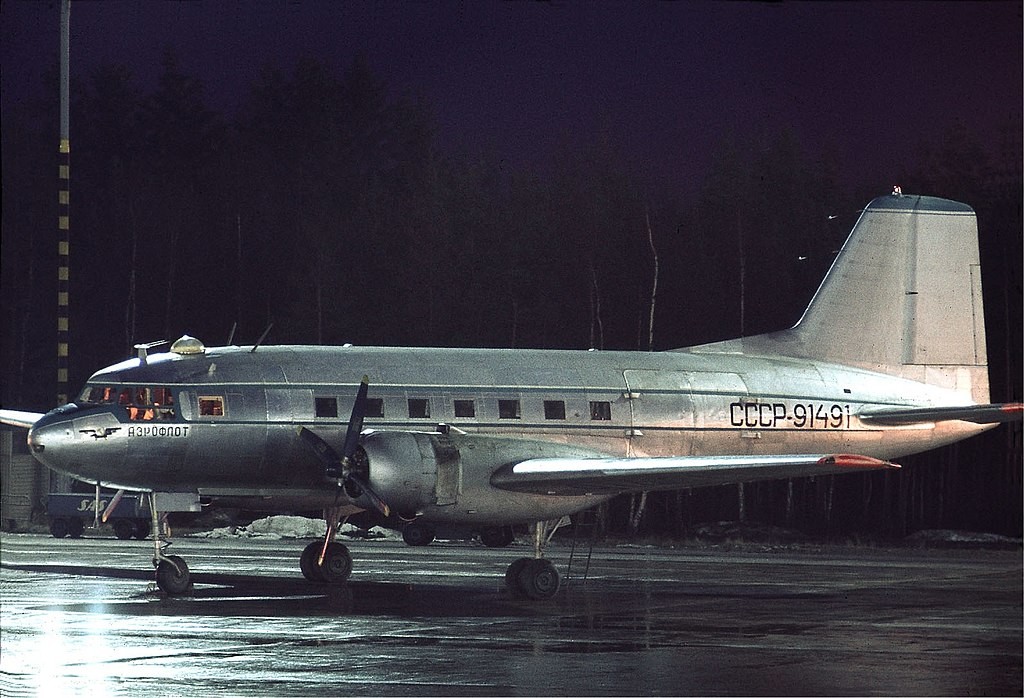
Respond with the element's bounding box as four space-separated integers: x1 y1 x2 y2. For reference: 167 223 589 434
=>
1 533 1020 696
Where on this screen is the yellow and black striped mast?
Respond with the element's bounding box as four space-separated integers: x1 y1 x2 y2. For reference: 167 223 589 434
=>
57 0 71 406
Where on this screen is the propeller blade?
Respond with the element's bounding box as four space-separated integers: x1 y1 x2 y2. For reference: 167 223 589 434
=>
342 376 370 460
296 426 344 480
346 472 391 518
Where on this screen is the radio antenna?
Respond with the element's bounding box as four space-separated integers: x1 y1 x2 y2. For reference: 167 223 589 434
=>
251 323 273 353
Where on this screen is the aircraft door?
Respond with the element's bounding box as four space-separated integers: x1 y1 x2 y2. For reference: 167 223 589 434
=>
622 370 696 457
688 371 750 452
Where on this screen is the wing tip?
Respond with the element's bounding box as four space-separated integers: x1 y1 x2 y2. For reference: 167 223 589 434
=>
820 454 901 470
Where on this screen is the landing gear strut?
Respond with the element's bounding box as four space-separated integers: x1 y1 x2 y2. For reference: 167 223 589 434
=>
505 520 561 600
150 493 191 595
300 506 353 584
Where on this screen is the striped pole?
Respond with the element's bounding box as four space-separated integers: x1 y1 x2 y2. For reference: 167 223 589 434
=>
57 0 70 406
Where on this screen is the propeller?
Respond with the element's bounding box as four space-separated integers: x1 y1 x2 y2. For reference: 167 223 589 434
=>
297 375 390 517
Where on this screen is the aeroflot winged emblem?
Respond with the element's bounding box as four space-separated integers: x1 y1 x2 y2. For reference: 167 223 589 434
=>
2 193 1020 600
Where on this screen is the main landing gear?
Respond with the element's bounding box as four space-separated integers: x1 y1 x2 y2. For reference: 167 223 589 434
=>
300 505 354 584
504 520 562 600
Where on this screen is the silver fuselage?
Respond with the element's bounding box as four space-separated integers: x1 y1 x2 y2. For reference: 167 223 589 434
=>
26 343 988 525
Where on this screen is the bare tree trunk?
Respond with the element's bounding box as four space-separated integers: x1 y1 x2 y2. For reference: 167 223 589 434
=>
589 258 604 350
627 491 648 537
645 207 659 351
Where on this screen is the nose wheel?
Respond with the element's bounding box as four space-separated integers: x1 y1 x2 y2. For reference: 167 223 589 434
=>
148 494 192 595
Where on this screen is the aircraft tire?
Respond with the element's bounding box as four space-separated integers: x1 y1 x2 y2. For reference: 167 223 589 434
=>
402 523 435 547
300 541 325 582
49 517 69 539
505 557 532 594
319 542 353 584
517 559 560 600
66 517 84 539
112 519 135 540
133 520 150 540
156 555 191 595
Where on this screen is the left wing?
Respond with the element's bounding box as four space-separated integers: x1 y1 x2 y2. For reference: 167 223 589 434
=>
0 410 45 429
491 453 899 496
858 402 1023 426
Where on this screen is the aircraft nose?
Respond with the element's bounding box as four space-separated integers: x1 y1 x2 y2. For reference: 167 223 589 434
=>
27 407 78 470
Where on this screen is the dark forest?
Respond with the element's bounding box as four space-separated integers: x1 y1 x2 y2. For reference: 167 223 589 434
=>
2 54 1021 538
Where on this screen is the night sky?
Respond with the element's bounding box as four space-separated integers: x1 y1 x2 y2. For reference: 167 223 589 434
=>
3 1 1021 196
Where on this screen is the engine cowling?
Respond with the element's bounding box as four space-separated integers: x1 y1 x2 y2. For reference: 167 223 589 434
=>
360 431 455 518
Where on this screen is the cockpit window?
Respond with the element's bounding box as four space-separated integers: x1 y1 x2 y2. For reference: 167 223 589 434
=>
78 384 177 420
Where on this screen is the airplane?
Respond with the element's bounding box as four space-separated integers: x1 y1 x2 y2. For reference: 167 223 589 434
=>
2 191 1020 600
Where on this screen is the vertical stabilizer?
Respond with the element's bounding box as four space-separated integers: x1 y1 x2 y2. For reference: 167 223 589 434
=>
693 194 990 402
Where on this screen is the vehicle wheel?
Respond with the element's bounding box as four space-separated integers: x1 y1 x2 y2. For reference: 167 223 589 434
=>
319 542 352 584
134 520 150 540
156 555 191 595
402 522 435 547
66 517 84 539
517 558 560 600
300 541 325 582
480 526 514 548
505 557 533 594
49 518 69 538
112 519 134 540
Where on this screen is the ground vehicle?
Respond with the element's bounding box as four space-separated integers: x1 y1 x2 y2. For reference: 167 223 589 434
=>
47 491 150 540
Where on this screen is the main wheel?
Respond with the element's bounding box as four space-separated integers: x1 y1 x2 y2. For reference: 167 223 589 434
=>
319 542 353 584
402 522 435 546
300 541 325 582
505 557 532 593
517 558 560 600
133 520 150 540
156 555 191 595
112 519 134 540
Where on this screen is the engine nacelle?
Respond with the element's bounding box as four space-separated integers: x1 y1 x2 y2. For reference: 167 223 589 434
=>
360 431 456 518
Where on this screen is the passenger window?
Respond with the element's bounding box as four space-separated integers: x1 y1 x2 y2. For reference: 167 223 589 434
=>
199 396 225 417
365 398 384 418
590 401 611 420
498 399 521 419
543 400 566 420
408 398 430 419
453 399 475 418
315 397 338 418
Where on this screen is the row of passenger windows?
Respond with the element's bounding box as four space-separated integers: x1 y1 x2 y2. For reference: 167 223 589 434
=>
314 396 613 421
79 384 613 423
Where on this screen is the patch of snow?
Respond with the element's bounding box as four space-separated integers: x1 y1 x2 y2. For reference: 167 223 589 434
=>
904 529 1022 546
188 515 326 540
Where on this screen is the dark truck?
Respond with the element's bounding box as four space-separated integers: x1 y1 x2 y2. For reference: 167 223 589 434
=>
47 491 151 540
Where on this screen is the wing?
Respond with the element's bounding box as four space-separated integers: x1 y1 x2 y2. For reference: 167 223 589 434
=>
858 402 1023 426
491 453 899 496
0 409 45 429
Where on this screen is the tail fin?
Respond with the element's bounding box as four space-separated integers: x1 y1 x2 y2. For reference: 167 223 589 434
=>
694 193 990 402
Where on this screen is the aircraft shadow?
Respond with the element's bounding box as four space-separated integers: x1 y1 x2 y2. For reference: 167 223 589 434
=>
4 561 832 620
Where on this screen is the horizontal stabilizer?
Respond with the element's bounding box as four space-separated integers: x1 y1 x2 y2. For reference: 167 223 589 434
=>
858 403 1024 426
491 453 899 496
0 409 45 429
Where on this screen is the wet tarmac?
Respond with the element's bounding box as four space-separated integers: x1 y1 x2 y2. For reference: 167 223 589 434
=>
1 531 1020 696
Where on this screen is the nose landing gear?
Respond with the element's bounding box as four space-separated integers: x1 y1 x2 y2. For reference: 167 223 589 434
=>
149 493 192 595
